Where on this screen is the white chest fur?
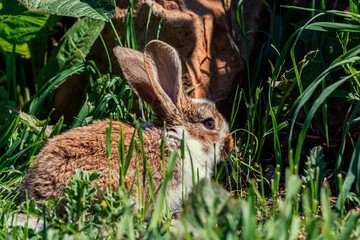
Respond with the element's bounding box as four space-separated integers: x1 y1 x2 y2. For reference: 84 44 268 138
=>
165 127 218 212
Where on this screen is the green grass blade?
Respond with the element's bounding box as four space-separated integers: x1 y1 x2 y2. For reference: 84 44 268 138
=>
335 101 360 187
156 13 163 40
71 101 93 128
0 140 41 174
229 87 243 131
288 58 360 169
135 123 155 205
0 116 20 148
0 139 21 173
29 62 90 115
147 151 178 230
331 45 360 66
109 19 123 47
269 108 282 169
99 34 112 75
335 133 360 210
294 72 360 168
144 0 154 47
338 213 359 238
118 123 125 186
49 116 64 138
106 117 113 195
306 22 360 32
124 129 136 177
349 0 359 14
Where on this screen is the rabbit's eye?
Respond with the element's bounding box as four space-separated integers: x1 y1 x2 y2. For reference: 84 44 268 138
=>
203 118 215 130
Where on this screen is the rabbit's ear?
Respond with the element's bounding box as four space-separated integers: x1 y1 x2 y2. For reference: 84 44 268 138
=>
113 43 182 124
113 46 158 106
143 40 185 121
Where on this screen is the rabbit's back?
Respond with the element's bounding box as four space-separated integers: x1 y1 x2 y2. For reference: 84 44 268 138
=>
20 120 168 204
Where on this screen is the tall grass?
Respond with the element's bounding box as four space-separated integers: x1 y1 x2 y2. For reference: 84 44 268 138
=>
1 0 360 238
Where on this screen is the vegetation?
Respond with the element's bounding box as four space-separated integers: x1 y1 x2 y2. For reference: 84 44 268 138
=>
1 0 360 238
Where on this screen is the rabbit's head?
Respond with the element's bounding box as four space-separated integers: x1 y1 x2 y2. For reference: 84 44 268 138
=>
113 40 233 163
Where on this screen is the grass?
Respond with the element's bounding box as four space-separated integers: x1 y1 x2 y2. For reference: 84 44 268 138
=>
1 0 360 239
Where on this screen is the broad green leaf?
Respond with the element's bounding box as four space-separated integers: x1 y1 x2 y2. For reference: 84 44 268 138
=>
37 17 105 87
320 187 335 237
22 199 43 219
0 38 30 58
18 0 115 21
0 0 49 45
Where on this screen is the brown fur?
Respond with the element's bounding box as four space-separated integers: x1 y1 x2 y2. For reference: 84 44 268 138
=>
21 120 181 206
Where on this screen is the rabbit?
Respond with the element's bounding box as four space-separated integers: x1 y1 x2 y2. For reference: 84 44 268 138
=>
20 40 233 213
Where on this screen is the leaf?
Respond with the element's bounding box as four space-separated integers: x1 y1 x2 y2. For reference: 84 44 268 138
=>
0 38 30 58
0 116 20 148
146 151 178 232
0 87 16 127
283 51 326 87
49 116 64 138
18 0 115 21
180 180 232 236
0 0 49 45
302 147 325 182
88 74 111 102
29 62 90 115
288 57 360 166
336 134 360 210
331 45 360 66
272 50 326 110
63 170 100 223
94 74 110 94
71 101 94 128
338 213 360 239
306 22 360 32
18 111 53 137
293 71 360 167
37 17 105 87
302 146 326 196
349 0 359 14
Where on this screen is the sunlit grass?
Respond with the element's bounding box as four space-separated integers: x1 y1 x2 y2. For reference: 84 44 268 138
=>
1 0 360 238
